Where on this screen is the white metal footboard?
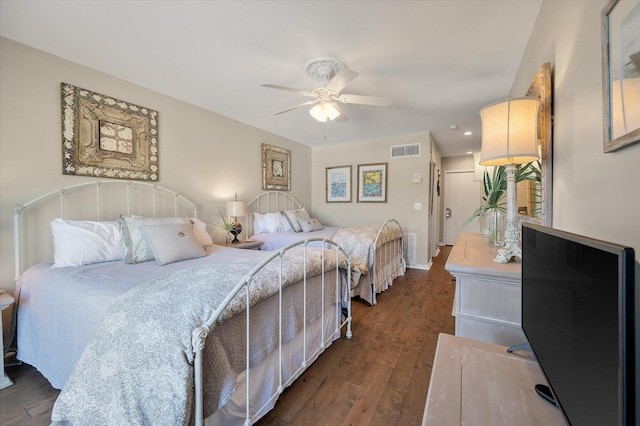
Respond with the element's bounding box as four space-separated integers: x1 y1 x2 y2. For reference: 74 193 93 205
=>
191 238 352 426
371 219 405 305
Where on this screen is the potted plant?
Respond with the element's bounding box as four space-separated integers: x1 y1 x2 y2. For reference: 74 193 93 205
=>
210 209 241 246
464 161 540 245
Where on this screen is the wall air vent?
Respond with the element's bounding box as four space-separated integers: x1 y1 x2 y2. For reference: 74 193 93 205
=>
390 143 421 159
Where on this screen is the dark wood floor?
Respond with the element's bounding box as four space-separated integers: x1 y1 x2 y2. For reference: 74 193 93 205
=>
0 246 454 425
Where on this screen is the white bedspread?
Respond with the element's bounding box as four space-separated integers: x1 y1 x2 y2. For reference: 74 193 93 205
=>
252 226 339 251
251 223 404 305
333 224 402 273
16 246 262 390
253 224 402 275
48 246 345 425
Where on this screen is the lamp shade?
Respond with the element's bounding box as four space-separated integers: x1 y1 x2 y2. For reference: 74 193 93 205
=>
479 97 541 166
226 201 247 217
309 101 341 122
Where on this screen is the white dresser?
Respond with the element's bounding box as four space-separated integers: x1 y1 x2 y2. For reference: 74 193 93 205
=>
445 233 526 347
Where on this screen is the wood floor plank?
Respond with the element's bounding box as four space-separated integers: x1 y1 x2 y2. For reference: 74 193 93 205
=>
342 364 394 425
0 246 455 426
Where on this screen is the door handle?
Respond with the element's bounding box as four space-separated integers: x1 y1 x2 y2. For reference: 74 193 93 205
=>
445 207 452 218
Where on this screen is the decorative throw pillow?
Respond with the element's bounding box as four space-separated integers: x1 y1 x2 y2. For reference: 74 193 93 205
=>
190 218 213 247
253 211 289 233
119 216 190 263
140 223 205 265
51 218 127 268
282 207 310 232
298 217 324 233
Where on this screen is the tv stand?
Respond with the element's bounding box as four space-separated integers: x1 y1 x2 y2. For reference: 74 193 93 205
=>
422 334 566 425
507 342 532 353
535 384 559 407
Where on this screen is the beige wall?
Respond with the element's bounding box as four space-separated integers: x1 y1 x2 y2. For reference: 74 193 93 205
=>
0 37 311 292
511 1 639 256
311 132 435 268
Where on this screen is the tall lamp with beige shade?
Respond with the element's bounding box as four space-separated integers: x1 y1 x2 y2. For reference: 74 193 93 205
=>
479 97 541 263
226 195 247 243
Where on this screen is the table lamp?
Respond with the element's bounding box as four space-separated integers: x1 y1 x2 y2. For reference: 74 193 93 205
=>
226 194 247 243
479 97 540 263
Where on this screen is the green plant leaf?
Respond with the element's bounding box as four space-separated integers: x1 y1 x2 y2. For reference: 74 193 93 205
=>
462 160 539 230
210 208 236 231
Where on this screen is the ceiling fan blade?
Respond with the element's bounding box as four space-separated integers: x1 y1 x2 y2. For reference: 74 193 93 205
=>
261 83 314 97
337 93 392 107
325 68 359 92
273 99 318 115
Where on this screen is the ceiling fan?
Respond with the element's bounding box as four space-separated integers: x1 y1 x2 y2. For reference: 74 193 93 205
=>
261 57 392 123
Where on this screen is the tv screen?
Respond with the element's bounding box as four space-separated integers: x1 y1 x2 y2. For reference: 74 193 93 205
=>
521 223 635 426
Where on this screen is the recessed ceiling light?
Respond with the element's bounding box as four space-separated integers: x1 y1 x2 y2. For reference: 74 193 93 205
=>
449 124 458 130
464 131 472 136
466 151 473 155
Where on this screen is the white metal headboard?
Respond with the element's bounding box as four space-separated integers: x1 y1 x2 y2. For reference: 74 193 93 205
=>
13 180 199 282
246 191 303 236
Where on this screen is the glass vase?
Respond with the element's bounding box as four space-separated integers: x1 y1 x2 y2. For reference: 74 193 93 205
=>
483 209 505 247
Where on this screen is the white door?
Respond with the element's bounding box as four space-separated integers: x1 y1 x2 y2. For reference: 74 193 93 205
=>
444 170 481 245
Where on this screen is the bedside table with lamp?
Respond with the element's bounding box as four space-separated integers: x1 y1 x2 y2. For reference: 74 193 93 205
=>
214 194 264 250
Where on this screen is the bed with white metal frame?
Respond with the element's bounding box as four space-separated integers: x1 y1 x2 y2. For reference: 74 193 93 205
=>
11 180 352 425
246 191 405 305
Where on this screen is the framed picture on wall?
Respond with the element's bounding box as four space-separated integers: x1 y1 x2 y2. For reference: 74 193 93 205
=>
61 83 159 181
326 165 351 202
262 143 291 190
357 162 387 202
601 0 640 152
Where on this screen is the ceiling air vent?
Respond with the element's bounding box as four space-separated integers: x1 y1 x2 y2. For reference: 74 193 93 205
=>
390 143 421 159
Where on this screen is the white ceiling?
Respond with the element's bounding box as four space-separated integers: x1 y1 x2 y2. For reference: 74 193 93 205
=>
0 0 543 157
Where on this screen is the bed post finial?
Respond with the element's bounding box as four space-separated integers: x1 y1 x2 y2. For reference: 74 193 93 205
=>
191 325 209 352
12 204 25 215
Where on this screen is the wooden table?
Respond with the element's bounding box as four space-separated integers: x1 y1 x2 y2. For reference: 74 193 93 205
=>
422 333 566 425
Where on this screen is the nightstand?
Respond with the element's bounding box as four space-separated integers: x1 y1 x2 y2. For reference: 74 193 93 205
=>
0 291 14 389
215 240 265 250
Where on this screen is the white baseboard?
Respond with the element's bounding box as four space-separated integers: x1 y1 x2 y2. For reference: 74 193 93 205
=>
407 262 431 271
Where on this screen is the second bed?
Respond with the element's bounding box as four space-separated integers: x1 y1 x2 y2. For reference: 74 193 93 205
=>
246 191 406 305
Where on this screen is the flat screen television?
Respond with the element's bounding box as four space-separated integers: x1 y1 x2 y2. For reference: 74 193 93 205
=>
521 223 636 426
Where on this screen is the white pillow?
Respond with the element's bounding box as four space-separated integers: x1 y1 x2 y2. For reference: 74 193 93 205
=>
51 218 127 268
190 218 213 247
253 211 289 233
140 223 205 265
282 207 310 232
298 217 324 232
119 216 190 263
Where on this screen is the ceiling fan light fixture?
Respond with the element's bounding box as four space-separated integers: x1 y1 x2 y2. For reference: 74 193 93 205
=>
309 101 341 122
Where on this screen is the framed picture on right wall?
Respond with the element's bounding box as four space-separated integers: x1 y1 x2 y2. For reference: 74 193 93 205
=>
357 162 387 202
601 0 640 152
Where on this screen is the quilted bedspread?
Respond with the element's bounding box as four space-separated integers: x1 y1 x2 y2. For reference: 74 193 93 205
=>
51 247 345 426
332 223 402 273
